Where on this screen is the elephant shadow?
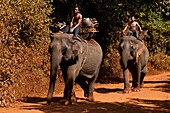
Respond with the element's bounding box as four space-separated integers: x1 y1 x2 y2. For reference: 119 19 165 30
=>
22 96 63 104
22 96 93 104
95 88 123 94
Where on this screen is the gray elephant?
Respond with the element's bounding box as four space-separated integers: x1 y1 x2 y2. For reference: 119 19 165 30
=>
119 30 149 93
47 33 103 105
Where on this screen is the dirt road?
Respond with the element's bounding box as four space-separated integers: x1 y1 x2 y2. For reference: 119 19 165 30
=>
0 72 170 113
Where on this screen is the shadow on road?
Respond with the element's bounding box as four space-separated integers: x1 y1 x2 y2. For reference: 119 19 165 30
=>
21 96 170 113
95 88 123 94
144 74 170 93
22 96 63 104
19 73 170 113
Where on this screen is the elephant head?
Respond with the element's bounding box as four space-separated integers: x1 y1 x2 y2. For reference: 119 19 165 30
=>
62 39 83 61
119 36 143 68
50 34 83 62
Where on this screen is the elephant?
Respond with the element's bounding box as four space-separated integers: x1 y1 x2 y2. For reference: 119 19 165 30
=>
119 30 149 93
47 33 103 105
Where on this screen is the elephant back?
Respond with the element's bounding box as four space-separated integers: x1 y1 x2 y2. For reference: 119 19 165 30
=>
86 39 102 56
87 39 99 47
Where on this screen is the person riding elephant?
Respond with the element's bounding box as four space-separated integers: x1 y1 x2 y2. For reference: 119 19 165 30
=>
122 16 147 62
123 16 143 38
69 5 82 39
47 33 103 105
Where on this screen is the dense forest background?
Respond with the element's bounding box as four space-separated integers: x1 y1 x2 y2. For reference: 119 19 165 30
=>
0 0 170 106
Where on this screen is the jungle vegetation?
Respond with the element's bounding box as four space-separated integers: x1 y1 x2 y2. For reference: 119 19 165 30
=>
0 0 170 106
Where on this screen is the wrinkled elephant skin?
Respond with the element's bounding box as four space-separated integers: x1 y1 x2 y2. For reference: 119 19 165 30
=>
119 36 149 93
47 33 103 105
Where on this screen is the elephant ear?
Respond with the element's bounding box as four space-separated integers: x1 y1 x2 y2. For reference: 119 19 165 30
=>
62 40 72 61
71 41 83 60
133 39 145 63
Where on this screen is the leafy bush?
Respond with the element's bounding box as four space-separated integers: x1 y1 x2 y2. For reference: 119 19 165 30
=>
149 53 170 71
98 42 123 83
140 12 170 55
0 0 52 106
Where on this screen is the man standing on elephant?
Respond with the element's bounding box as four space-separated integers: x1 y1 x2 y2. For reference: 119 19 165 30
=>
123 16 143 38
70 5 82 39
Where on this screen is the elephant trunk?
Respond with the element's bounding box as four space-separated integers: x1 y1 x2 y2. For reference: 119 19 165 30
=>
47 44 62 104
122 51 129 69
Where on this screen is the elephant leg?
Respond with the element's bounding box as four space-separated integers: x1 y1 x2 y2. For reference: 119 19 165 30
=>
60 77 74 105
140 72 146 88
47 73 57 105
76 76 89 97
123 69 132 93
131 69 138 88
87 67 100 102
61 77 77 104
61 67 80 105
87 77 96 102
71 89 77 103
133 63 141 92
140 66 147 88
47 59 59 105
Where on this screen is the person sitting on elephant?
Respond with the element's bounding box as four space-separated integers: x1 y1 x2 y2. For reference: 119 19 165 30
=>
123 16 143 38
70 5 82 39
123 16 146 63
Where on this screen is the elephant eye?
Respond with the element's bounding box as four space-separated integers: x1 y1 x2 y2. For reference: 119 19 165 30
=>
130 45 134 50
62 48 67 55
130 40 133 43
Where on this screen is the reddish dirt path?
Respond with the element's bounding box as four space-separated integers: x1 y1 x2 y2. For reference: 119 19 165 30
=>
0 72 170 113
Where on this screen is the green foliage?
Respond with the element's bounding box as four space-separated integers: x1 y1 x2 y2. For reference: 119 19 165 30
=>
98 45 123 83
140 11 170 55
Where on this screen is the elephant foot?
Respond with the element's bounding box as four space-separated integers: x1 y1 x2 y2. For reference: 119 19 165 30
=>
87 95 94 102
71 95 77 103
47 96 52 105
84 92 89 97
47 99 52 105
140 83 144 88
132 84 138 89
132 87 140 92
60 99 72 105
123 88 132 93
